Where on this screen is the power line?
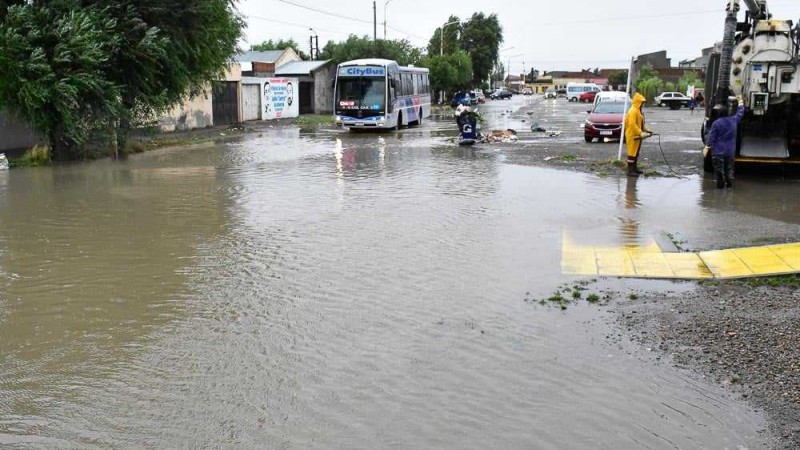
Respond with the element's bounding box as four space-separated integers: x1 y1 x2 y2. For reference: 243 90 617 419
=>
542 9 725 27
247 15 352 36
276 0 373 25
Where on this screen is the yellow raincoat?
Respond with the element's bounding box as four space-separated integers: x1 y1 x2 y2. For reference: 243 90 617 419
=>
624 93 650 162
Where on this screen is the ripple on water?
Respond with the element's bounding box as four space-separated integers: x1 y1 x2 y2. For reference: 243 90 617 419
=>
0 120 770 448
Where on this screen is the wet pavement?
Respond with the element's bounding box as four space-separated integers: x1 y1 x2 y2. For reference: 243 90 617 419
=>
2 96 799 448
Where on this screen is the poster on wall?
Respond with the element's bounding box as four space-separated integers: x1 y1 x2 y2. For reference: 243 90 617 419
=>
263 77 299 120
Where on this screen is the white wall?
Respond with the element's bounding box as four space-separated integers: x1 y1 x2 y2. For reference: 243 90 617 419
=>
242 76 300 120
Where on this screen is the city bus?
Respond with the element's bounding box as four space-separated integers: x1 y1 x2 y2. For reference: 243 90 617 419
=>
334 58 431 130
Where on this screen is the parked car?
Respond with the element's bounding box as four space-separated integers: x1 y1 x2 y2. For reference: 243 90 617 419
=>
544 89 557 99
522 88 533 96
593 91 629 107
467 92 479 106
654 92 692 109
491 90 513 100
450 91 470 107
579 90 599 103
584 100 627 143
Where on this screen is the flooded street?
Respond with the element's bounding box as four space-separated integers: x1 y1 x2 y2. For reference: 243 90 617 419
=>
3 97 797 448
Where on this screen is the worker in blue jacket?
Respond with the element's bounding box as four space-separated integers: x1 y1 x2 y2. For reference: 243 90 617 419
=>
704 96 745 189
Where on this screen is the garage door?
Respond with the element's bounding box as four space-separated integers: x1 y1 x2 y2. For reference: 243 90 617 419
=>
242 84 261 121
212 81 239 126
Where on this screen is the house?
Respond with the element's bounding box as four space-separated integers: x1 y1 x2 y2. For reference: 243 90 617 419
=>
634 50 671 73
160 63 242 131
679 46 715 70
237 49 302 78
275 60 336 114
161 49 307 130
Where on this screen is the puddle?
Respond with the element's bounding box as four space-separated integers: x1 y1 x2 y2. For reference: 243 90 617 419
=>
0 99 793 448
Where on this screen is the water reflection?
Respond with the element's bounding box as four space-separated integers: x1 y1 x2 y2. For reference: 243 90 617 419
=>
619 176 642 246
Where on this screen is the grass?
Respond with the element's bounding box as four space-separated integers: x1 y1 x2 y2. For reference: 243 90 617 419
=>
586 293 600 304
745 275 800 288
9 145 51 167
293 114 334 128
561 153 577 161
628 293 639 301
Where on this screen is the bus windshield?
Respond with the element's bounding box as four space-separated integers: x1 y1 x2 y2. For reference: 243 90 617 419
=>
337 77 385 112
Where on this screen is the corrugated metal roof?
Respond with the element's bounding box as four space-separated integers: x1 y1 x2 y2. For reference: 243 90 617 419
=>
275 60 331 76
236 50 284 63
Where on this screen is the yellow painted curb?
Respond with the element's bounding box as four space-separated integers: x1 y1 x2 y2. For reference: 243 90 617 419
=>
561 232 800 280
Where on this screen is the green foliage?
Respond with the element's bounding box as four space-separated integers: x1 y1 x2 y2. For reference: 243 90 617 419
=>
459 13 503 86
293 114 334 128
678 70 704 95
745 275 800 288
320 35 422 67
607 70 628 88
252 38 309 60
101 0 244 145
0 3 122 159
422 51 472 96
0 0 244 160
9 144 50 167
664 81 676 92
635 65 663 105
427 15 461 56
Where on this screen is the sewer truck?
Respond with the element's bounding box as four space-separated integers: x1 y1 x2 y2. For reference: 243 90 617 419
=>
702 0 800 171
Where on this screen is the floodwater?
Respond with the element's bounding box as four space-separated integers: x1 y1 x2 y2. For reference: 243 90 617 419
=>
3 98 797 448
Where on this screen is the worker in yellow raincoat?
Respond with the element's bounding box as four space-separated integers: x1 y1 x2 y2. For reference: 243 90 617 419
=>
624 93 654 177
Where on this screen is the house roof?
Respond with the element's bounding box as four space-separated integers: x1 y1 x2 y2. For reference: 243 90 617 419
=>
275 60 331 76
236 50 285 63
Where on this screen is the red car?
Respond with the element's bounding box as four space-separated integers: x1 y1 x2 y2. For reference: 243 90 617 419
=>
584 100 626 143
579 91 598 103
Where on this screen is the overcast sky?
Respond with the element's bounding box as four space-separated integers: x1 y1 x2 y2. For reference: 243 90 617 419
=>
238 0 800 72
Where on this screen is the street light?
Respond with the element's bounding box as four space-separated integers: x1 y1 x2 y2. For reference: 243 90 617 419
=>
383 0 395 39
440 20 460 56
309 28 318 60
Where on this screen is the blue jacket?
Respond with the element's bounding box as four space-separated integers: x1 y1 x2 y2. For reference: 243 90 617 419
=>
707 106 745 158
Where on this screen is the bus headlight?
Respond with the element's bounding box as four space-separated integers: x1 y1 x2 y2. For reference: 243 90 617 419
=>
335 115 342 122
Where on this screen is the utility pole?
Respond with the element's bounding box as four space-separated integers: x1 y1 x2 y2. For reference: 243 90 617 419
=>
373 1 377 41
309 36 314 61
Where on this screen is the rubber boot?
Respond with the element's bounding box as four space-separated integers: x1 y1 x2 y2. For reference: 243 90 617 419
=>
712 156 725 189
632 156 643 174
626 162 640 177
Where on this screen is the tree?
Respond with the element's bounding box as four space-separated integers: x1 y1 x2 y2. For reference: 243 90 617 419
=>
635 65 663 104
99 0 244 150
422 50 472 102
459 13 503 87
426 15 460 57
0 0 243 160
607 70 628 89
252 38 309 60
678 70 704 94
490 62 505 89
320 35 422 66
0 3 122 160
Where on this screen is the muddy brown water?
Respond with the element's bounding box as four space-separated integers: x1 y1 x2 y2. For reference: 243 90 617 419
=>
2 98 797 448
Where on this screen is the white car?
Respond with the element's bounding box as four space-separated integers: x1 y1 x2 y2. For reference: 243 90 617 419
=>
654 92 692 109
